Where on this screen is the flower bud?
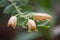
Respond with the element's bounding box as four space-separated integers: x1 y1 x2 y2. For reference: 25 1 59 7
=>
33 13 52 21
27 19 36 32
7 16 17 29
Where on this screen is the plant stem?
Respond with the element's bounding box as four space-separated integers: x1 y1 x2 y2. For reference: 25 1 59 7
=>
12 3 23 14
9 0 23 15
9 0 29 20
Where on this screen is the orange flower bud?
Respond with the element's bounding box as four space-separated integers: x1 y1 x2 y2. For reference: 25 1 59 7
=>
33 13 52 21
7 16 17 29
27 19 36 32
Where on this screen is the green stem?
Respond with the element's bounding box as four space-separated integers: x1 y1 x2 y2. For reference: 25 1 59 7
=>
12 3 23 15
9 0 23 15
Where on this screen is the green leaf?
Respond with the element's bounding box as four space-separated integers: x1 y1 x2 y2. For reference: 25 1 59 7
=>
12 10 18 16
11 0 28 2
36 20 51 27
17 16 28 27
0 0 10 7
10 0 28 7
11 0 29 7
13 0 28 3
37 26 50 39
21 5 33 12
4 4 15 14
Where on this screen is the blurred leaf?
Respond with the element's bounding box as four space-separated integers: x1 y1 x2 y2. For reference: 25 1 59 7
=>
9 0 28 7
13 0 29 7
21 5 33 12
37 0 51 8
36 20 51 27
29 0 51 8
4 4 15 14
17 16 28 27
14 32 42 40
12 0 28 3
12 10 18 16
37 26 50 39
0 0 10 7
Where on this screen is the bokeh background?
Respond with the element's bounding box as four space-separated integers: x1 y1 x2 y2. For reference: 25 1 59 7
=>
0 0 60 40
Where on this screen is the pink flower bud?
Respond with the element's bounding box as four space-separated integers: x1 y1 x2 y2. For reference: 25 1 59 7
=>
27 19 36 32
7 16 17 29
33 13 52 21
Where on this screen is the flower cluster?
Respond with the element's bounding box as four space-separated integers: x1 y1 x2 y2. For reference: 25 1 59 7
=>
7 13 52 32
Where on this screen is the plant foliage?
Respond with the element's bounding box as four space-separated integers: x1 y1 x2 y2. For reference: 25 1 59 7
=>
0 0 56 39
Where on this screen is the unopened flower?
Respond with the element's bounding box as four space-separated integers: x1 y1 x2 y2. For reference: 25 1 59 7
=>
33 13 52 21
7 16 17 29
27 19 36 32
